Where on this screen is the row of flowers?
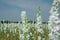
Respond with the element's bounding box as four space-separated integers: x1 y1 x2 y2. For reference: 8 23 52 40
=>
0 0 60 40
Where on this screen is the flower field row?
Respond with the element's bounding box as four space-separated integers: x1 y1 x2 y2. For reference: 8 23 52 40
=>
0 23 49 40
0 0 60 40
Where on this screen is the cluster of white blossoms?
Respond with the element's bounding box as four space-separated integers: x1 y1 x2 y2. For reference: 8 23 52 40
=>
48 0 60 40
36 6 44 40
0 0 60 40
20 11 30 40
20 10 44 40
21 11 27 27
37 6 43 32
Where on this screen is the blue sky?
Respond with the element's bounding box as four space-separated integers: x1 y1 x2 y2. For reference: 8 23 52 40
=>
0 0 60 22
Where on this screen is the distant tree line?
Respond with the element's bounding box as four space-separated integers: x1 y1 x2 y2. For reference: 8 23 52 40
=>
0 20 48 24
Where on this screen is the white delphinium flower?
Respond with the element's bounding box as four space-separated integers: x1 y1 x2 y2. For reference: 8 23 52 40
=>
0 21 2 32
21 11 27 27
20 34 24 40
36 6 43 33
26 34 30 40
17 21 22 39
38 28 44 34
7 34 9 38
36 6 44 40
38 36 41 40
3 24 6 31
21 11 28 32
48 0 60 40
8 23 17 33
21 11 30 40
2 20 7 33
30 32 32 36
9 23 14 33
17 21 21 30
4 23 8 33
